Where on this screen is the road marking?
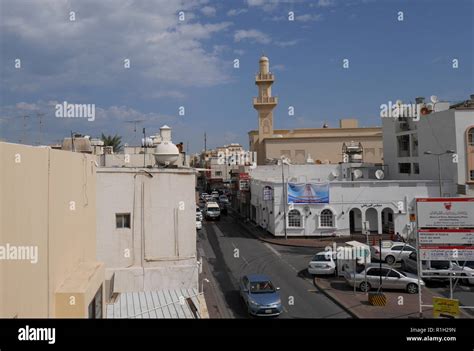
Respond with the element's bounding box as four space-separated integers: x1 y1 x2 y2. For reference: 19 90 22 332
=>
241 255 250 266
264 243 281 257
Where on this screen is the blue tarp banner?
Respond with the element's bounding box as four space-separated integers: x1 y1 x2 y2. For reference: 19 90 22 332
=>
287 182 329 204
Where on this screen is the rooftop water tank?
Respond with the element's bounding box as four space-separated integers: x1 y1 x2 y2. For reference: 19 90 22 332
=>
154 141 179 166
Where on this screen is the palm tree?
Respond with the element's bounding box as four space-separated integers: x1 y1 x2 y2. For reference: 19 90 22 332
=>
101 133 123 152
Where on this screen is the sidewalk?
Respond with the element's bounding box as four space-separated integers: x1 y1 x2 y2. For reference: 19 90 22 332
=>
232 210 393 249
312 276 471 319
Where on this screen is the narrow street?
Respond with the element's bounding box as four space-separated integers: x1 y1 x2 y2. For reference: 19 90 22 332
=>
198 213 350 319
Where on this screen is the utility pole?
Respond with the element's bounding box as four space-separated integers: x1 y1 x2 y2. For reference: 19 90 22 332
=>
281 158 288 240
204 132 207 152
143 127 146 168
37 111 45 145
20 115 30 144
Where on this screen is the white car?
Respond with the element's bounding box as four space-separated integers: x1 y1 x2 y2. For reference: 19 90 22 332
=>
196 207 203 221
308 251 336 275
452 261 474 285
371 240 416 265
196 219 202 230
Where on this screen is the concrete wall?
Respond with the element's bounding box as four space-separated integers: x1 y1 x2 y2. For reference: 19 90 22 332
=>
96 168 198 292
0 142 104 318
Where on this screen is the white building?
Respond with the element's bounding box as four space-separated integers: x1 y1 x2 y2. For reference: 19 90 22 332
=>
382 95 474 196
249 94 474 238
250 164 441 238
96 167 198 292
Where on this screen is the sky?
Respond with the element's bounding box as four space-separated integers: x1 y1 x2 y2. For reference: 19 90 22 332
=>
0 0 472 153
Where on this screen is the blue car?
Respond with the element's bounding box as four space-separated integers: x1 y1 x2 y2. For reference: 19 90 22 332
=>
239 274 282 317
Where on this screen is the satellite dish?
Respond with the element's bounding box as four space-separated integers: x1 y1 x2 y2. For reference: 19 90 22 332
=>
353 169 363 179
375 169 385 180
331 170 339 178
430 95 438 104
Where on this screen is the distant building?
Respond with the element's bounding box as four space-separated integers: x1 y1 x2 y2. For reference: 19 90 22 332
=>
0 142 104 318
249 55 383 165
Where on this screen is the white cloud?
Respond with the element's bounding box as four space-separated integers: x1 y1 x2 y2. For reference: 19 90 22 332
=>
233 49 246 55
295 13 323 22
275 39 300 47
0 0 233 94
227 8 248 16
234 29 271 44
16 102 38 111
200 6 216 17
314 0 336 7
272 64 285 71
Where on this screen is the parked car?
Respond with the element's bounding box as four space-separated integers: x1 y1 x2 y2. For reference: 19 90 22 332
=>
196 219 202 230
239 274 282 317
343 263 423 294
200 192 208 200
205 201 221 221
452 261 474 285
196 207 203 221
219 195 230 205
307 251 336 275
400 252 455 282
370 240 416 265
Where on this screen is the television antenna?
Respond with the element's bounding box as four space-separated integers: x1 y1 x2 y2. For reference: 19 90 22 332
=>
125 119 145 145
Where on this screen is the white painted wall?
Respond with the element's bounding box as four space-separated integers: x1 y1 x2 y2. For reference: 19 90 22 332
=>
251 175 443 238
96 168 198 292
382 108 473 195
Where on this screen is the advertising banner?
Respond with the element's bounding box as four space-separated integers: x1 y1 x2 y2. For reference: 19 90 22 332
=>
287 182 329 204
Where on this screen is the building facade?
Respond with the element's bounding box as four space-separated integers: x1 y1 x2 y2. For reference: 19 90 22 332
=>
96 167 198 293
249 164 444 238
0 142 104 318
382 95 474 197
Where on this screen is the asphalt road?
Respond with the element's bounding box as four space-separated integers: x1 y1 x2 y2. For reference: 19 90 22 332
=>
197 214 350 319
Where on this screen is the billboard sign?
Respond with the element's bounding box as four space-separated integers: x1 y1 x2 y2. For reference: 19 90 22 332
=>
418 229 474 245
287 182 329 204
416 198 474 228
419 246 474 261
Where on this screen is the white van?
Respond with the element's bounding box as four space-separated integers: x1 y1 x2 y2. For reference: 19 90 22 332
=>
205 201 221 221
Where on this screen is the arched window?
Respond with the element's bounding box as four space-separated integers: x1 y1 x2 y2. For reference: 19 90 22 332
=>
320 209 334 227
468 127 474 146
288 209 301 227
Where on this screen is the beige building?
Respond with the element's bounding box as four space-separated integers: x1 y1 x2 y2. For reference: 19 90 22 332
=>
0 142 104 318
249 55 383 165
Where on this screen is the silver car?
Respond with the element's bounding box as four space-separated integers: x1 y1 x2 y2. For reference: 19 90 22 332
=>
370 241 416 265
343 264 424 294
401 252 455 282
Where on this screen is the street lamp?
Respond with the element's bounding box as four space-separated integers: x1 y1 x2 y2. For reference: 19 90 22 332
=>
424 150 455 197
280 156 291 240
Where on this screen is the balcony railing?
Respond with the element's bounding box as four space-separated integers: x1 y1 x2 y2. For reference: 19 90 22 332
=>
253 96 278 105
255 73 274 81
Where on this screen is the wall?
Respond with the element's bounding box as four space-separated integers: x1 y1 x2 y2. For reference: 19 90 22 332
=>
0 142 103 318
96 168 198 292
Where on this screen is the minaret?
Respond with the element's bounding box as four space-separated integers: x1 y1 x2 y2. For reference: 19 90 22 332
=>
253 55 278 164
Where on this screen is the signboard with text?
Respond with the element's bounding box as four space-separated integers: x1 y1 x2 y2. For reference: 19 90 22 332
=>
418 229 474 245
416 198 474 228
420 246 474 261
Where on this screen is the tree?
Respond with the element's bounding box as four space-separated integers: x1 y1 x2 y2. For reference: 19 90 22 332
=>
101 133 123 152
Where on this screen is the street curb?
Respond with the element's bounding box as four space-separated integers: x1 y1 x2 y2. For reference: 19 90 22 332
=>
230 211 330 249
311 278 360 319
